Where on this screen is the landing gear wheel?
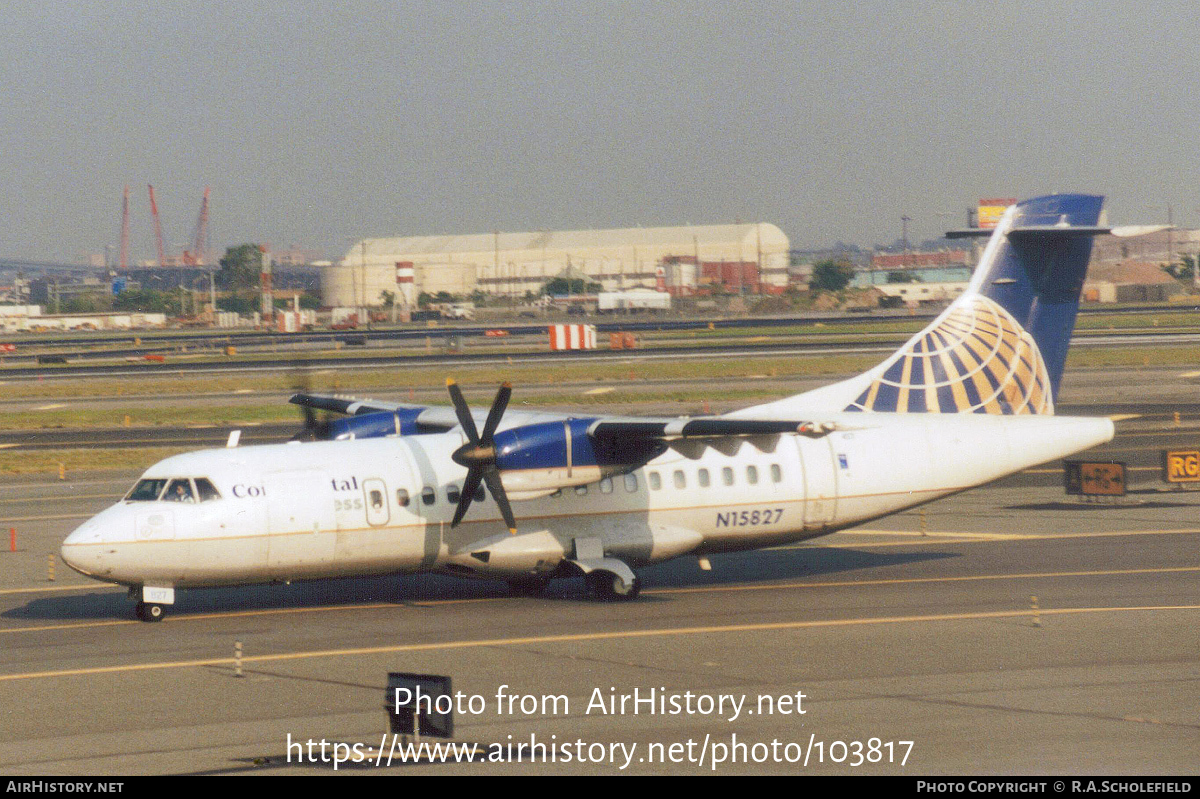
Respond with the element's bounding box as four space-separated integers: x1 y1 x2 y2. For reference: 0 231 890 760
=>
507 576 551 596
586 571 641 602
135 601 165 622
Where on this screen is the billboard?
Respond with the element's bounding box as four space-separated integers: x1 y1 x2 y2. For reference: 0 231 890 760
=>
978 198 1017 230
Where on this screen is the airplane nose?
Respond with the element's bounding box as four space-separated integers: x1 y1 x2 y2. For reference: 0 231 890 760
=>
59 539 81 573
61 519 105 577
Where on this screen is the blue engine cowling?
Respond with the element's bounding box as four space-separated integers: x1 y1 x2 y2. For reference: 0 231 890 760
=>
326 408 426 440
492 418 666 495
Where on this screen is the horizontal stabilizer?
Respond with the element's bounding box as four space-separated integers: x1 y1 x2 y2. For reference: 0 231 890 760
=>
1006 225 1111 239
949 224 1112 239
1109 224 1172 238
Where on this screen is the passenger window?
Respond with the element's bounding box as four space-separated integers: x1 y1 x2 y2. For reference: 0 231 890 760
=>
194 478 221 502
673 470 686 489
446 485 461 504
164 479 196 503
396 488 410 507
624 473 638 492
746 465 758 485
600 477 613 494
722 467 734 486
421 486 436 506
771 464 782 483
368 490 384 510
698 468 710 488
649 472 661 490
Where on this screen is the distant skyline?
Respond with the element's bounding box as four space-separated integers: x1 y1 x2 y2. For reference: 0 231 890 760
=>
3 1 1200 265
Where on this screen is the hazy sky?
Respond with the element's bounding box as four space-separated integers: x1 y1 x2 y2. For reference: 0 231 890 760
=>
4 1 1200 264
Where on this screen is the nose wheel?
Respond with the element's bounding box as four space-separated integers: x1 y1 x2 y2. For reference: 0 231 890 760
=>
135 601 165 622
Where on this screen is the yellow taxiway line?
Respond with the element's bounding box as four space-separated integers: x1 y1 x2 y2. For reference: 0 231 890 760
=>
1 527 1197 602
652 566 1200 596
0 493 121 505
833 527 1200 546
2 603 1198 683
1 565 1197 638
0 584 108 596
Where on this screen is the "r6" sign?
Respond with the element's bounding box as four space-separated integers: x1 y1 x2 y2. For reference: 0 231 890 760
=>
1163 450 1200 483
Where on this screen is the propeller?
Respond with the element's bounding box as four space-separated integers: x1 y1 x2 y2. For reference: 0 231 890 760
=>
291 368 334 441
293 401 335 441
446 378 517 534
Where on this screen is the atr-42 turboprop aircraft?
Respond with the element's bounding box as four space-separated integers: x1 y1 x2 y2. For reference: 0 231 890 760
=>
64 194 1117 620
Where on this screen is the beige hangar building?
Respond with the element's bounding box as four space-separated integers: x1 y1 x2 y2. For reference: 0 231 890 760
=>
321 223 791 307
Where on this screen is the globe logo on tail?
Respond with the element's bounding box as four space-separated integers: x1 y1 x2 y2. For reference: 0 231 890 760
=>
845 295 1053 415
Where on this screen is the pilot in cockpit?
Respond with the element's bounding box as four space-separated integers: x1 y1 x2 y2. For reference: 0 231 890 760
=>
166 480 196 503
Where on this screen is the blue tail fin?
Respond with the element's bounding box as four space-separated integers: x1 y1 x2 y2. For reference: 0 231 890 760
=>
974 194 1105 396
732 194 1107 420
840 194 1105 415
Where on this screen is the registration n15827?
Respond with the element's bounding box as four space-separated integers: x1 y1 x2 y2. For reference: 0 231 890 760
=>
716 508 784 528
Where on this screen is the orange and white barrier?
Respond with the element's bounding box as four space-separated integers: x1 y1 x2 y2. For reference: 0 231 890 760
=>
549 324 597 351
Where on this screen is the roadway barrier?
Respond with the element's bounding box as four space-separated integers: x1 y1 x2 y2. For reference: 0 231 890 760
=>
549 324 597 351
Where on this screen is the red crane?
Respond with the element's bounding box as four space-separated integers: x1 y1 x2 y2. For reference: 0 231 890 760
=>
118 186 210 268
147 184 167 267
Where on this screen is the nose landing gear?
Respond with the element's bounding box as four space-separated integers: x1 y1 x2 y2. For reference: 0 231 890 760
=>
130 585 174 622
134 601 165 622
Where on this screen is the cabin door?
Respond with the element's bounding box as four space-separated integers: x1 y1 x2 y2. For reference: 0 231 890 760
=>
795 437 838 530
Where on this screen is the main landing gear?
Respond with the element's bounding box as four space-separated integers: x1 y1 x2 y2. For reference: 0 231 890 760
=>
586 571 642 601
507 575 552 597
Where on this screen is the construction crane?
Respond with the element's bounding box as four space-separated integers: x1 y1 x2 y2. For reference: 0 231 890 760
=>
118 186 210 268
147 185 167 268
118 185 130 270
182 187 210 267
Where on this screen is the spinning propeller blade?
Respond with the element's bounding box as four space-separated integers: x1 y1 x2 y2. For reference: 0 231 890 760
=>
291 369 332 441
447 380 517 534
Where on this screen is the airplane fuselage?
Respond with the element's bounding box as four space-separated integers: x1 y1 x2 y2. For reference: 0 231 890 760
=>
58 193 1118 618
61 412 1112 591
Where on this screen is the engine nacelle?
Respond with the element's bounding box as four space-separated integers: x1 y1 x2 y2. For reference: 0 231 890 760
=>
492 418 665 495
445 530 565 578
327 408 425 440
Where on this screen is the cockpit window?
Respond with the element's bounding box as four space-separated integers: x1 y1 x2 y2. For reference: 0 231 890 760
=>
126 477 221 502
164 479 196 503
126 478 168 502
194 478 221 502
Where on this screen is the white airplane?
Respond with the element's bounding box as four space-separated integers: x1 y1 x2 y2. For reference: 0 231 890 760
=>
63 194 1116 621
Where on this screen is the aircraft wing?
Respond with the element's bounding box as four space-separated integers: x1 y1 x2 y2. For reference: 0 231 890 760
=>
290 392 846 442
587 416 832 439
290 393 426 417
289 392 589 434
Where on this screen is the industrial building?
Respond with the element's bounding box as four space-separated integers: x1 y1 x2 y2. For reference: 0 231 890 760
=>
322 223 790 307
1083 261 1186 303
